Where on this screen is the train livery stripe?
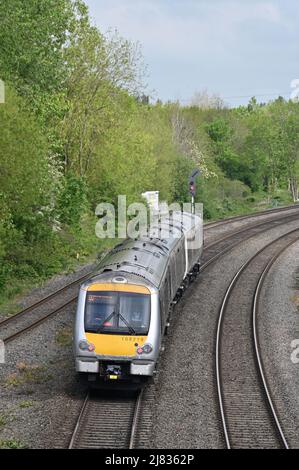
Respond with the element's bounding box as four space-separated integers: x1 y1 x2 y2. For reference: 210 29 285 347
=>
84 283 151 294
86 333 147 356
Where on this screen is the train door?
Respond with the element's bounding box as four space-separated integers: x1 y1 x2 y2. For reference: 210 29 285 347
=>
160 272 170 334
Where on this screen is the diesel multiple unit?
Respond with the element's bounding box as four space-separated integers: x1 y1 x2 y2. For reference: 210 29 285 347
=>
73 211 203 386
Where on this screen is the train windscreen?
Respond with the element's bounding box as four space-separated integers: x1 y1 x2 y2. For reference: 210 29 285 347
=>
84 291 150 335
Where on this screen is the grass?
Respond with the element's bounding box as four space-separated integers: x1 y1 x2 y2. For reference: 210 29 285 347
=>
0 411 15 429
5 362 52 387
0 235 117 319
291 294 299 311
206 187 294 223
204 190 295 222
0 439 27 449
0 191 295 319
55 325 73 346
0 414 8 428
18 400 35 409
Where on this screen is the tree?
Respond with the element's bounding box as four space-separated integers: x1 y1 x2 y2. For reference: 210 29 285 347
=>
0 0 88 101
171 105 214 179
0 85 57 286
269 100 299 201
62 25 146 176
0 86 51 225
191 89 226 110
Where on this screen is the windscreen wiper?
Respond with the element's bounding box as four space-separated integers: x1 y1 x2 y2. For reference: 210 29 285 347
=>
95 311 137 335
96 310 117 333
118 312 137 336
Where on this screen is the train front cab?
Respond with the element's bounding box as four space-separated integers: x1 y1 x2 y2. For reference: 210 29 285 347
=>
74 281 160 387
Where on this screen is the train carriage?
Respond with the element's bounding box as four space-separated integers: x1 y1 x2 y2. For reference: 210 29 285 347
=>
73 211 203 387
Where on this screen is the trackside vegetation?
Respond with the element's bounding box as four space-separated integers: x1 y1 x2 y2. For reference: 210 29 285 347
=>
0 0 298 306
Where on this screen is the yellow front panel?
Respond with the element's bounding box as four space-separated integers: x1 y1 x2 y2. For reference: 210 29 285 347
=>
85 283 150 294
86 333 147 356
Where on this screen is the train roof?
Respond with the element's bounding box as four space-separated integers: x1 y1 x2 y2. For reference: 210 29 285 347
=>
91 211 202 289
96 237 171 289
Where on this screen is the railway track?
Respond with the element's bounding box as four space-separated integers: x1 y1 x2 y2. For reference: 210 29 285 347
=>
1 207 299 344
66 212 299 450
0 205 297 449
215 228 299 449
1 204 297 330
0 270 94 344
68 390 143 449
204 203 299 230
200 209 299 272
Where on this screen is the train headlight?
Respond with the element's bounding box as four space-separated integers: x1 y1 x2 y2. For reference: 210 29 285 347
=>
142 344 153 354
79 340 95 352
137 344 153 355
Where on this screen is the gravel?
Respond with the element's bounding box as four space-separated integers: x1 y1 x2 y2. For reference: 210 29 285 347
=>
204 206 299 246
1 212 299 449
257 240 299 449
14 262 96 313
148 219 299 449
0 301 87 448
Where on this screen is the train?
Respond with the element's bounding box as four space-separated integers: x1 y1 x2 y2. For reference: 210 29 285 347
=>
73 210 203 388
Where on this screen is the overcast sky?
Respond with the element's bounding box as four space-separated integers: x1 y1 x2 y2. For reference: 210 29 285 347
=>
85 0 299 107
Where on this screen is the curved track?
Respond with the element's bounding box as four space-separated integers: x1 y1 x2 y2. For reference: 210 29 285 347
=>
1 204 298 328
2 208 299 345
201 209 299 272
0 205 298 450
67 210 299 450
0 271 93 328
204 203 299 231
0 271 93 344
215 228 299 449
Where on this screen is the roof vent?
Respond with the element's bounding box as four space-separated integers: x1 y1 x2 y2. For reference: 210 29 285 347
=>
113 276 127 284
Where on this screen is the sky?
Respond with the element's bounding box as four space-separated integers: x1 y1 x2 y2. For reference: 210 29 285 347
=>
84 0 299 107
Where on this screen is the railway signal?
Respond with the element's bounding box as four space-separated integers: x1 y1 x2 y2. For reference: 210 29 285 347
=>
189 169 200 213
189 179 196 197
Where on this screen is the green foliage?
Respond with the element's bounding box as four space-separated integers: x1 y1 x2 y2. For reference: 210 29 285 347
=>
0 0 87 100
172 155 194 204
0 87 50 216
19 400 35 408
0 0 297 310
198 176 252 220
55 325 73 346
0 440 27 449
58 173 88 226
0 86 57 291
